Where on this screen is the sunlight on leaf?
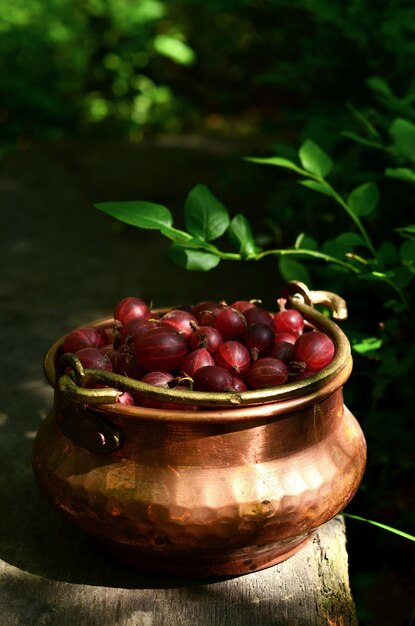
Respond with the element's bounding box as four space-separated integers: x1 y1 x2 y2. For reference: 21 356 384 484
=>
342 512 415 542
246 156 306 175
228 214 257 258
153 34 196 66
385 167 415 184
298 140 332 178
349 334 382 355
95 201 173 229
298 179 335 197
168 245 220 271
184 184 230 241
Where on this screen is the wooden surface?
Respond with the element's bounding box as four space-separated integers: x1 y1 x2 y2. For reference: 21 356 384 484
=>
0 517 357 626
0 141 357 626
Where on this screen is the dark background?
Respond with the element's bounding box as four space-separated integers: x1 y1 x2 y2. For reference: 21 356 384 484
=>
1 2 414 624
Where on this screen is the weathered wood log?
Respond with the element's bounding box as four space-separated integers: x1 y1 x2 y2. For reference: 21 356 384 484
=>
0 516 357 626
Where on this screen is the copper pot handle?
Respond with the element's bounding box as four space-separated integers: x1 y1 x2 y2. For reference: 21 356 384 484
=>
56 353 121 403
54 354 122 452
281 281 348 320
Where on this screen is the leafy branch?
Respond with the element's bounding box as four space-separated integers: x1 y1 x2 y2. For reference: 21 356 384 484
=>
95 182 362 275
247 139 378 259
95 139 413 309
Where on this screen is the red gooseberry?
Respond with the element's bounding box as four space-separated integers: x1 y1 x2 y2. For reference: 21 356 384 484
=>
274 309 304 338
247 357 288 389
292 331 335 372
214 341 251 375
193 365 234 392
133 327 188 372
63 327 106 354
114 296 151 325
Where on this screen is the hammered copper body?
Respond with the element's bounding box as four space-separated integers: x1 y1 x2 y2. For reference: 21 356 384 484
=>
33 288 367 577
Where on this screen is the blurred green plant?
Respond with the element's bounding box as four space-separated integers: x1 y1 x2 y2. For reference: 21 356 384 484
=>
2 0 415 149
0 0 196 146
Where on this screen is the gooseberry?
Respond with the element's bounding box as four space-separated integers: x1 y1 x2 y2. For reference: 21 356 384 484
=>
270 341 294 364
274 332 296 345
133 327 188 371
135 371 175 408
114 296 151 325
159 309 198 338
247 357 288 389
292 331 335 372
274 309 304 338
74 347 112 371
243 323 275 360
116 392 135 406
230 300 259 314
231 376 248 392
180 348 215 378
214 341 251 375
213 306 247 339
193 365 234 392
189 326 223 353
243 306 274 330
63 327 106 354
119 318 158 345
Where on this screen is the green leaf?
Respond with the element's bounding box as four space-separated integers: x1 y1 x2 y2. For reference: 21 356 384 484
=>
395 224 415 238
294 233 318 250
160 228 191 243
335 233 366 247
347 182 379 217
298 179 335 197
153 34 196 66
358 271 389 283
342 131 386 151
245 156 306 176
168 245 220 271
366 76 393 97
377 242 399 266
400 239 415 273
184 184 230 241
390 266 413 288
385 167 415 183
95 201 173 229
346 102 380 139
160 227 197 244
389 118 415 161
322 239 349 260
349 334 383 355
227 214 257 258
342 512 415 543
278 257 311 285
383 299 408 314
298 140 332 178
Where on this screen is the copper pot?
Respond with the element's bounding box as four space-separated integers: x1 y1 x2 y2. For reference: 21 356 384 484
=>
33 283 366 577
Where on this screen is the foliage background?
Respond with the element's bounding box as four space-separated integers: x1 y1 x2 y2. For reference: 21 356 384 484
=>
1 2 414 624
3 0 414 147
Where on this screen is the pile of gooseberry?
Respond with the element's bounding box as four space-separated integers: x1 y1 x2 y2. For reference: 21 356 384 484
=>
62 296 335 408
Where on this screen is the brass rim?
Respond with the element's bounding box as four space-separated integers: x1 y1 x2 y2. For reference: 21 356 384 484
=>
44 289 351 416
91 356 352 422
